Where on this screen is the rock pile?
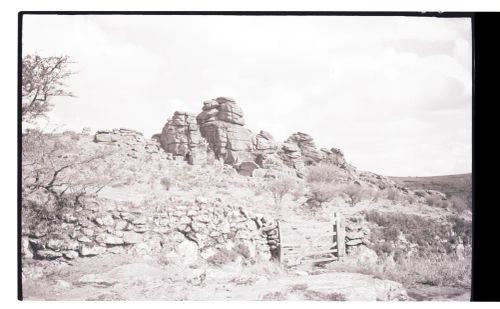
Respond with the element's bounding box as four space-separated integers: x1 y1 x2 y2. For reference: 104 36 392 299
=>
155 96 357 179
321 147 348 168
94 128 166 160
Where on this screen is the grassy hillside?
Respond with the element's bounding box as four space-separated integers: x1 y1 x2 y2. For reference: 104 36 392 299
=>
389 174 472 210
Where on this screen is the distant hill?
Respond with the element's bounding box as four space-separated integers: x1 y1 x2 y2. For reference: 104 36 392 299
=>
389 174 472 209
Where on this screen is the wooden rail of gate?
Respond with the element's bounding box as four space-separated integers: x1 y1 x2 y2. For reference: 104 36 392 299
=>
277 212 345 266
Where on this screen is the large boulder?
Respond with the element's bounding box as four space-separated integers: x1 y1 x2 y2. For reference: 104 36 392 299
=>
253 130 279 154
278 142 306 177
197 97 245 126
321 147 347 168
159 111 208 165
285 132 324 165
237 161 259 177
217 98 245 126
197 97 255 164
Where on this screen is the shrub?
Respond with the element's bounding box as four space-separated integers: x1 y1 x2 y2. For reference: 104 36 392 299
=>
291 182 307 201
358 253 471 288
305 162 343 183
449 215 472 246
266 175 297 206
370 189 382 202
234 243 252 259
340 183 372 207
307 182 341 208
364 210 471 259
384 187 403 203
449 196 468 213
22 131 118 236
206 248 239 266
425 195 450 208
404 194 417 205
160 176 172 191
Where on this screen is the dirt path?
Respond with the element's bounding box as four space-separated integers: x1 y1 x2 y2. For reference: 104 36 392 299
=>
22 256 409 301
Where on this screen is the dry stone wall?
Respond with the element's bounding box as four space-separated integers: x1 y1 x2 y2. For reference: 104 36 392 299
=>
22 198 275 263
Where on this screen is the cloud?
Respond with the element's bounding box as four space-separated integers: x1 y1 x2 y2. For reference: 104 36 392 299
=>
22 15 472 176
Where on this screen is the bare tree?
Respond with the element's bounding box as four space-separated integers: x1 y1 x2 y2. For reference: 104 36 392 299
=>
22 130 117 208
21 54 74 123
20 55 120 226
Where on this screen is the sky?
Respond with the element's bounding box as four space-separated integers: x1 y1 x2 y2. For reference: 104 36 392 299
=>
22 15 472 177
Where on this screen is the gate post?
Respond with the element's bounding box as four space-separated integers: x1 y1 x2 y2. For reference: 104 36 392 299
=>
276 220 283 263
333 212 346 259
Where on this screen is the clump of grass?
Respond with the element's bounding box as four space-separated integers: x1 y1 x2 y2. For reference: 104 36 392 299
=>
302 290 346 301
263 283 346 301
384 187 403 203
242 259 285 280
206 248 239 266
262 291 287 300
359 253 471 288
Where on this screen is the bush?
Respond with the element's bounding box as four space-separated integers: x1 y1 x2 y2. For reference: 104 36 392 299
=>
22 131 118 236
160 176 172 191
291 182 307 201
358 253 471 288
206 248 239 266
449 215 472 246
305 163 343 183
384 187 403 202
449 196 468 213
425 195 450 208
266 175 297 206
307 182 341 208
364 210 472 259
340 183 373 206
404 194 417 205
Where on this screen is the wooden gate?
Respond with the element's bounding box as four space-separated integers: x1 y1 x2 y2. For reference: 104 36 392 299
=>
277 212 345 266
